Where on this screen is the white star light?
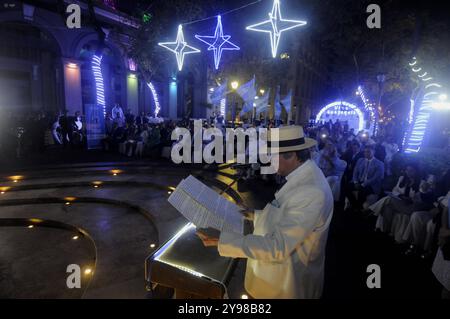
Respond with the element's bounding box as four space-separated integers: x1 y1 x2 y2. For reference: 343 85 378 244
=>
246 0 307 58
195 15 240 70
158 25 201 71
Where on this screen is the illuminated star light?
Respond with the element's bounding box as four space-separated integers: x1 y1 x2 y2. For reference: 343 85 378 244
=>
158 25 201 71
246 0 307 58
195 15 240 70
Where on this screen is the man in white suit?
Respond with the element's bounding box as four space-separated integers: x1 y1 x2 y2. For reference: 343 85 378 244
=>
197 126 334 299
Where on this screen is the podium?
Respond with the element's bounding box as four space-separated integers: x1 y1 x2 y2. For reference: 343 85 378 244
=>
145 223 237 299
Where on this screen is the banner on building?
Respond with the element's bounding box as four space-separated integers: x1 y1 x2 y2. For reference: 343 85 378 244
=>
85 104 106 150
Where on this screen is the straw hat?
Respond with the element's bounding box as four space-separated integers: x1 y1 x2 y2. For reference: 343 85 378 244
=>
268 125 317 153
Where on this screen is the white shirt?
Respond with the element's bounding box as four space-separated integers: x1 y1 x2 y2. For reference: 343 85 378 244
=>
382 142 399 161
75 117 82 131
362 158 373 183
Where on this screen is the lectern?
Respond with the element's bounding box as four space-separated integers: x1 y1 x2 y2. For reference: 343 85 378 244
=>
145 223 237 299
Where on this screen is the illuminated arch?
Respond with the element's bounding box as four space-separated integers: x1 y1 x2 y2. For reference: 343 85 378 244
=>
316 101 365 132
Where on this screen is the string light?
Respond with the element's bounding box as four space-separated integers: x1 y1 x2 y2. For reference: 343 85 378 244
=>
358 85 378 135
404 56 447 153
147 82 161 117
181 0 263 26
92 55 106 117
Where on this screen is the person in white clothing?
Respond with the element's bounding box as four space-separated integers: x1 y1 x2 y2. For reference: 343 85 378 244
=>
382 136 399 176
432 195 450 298
197 126 334 299
112 104 125 122
370 164 423 233
403 192 449 257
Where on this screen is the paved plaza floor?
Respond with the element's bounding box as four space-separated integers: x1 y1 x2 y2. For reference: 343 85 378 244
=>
0 150 443 299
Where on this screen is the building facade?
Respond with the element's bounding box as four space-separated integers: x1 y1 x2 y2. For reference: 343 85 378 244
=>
0 0 208 120
280 32 329 125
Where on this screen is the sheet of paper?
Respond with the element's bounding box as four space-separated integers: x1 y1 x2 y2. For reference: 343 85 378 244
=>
168 175 244 234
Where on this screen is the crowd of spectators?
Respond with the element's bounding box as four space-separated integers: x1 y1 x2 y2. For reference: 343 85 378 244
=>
0 107 449 297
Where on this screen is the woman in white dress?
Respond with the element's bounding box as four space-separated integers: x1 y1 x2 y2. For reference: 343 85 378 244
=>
369 164 432 238
382 136 399 176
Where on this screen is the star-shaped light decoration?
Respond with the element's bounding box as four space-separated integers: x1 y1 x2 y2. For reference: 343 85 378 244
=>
158 25 201 71
195 15 240 70
246 0 307 58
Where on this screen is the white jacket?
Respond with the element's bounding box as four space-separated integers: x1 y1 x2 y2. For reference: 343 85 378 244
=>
218 160 334 299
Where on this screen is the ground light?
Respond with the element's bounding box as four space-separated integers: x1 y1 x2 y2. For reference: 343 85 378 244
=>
92 181 102 188
241 294 249 299
64 197 77 203
8 175 24 182
111 169 123 176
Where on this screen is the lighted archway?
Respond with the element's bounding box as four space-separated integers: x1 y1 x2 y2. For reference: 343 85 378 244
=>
316 101 365 132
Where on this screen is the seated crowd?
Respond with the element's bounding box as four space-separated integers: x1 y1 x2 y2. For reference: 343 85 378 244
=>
1 107 449 297
307 120 449 255
306 119 450 298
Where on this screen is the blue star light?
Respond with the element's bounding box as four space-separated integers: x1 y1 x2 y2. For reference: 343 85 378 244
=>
246 0 307 58
195 16 240 70
158 25 201 71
